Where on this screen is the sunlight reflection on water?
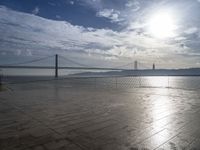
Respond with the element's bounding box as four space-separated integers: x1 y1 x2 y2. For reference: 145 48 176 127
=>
143 76 169 88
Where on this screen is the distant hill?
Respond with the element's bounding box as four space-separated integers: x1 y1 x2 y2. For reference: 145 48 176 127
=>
72 68 200 77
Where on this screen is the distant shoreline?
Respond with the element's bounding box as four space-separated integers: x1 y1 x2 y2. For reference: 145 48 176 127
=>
72 68 200 77
1 68 200 78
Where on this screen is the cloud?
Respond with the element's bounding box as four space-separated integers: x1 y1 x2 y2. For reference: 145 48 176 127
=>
0 5 199 68
69 1 74 5
56 15 61 19
96 9 122 22
125 0 140 11
0 6 119 57
184 27 198 34
79 0 103 10
32 6 39 15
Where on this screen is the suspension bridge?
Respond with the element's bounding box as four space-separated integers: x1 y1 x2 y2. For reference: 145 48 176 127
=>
0 54 152 77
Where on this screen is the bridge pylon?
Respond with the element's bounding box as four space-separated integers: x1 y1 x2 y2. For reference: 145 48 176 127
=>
55 54 58 78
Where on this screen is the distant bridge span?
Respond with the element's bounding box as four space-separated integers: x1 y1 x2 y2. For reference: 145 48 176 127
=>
0 65 128 71
0 54 137 77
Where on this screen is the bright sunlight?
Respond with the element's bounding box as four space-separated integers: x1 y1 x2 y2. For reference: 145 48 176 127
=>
148 10 177 39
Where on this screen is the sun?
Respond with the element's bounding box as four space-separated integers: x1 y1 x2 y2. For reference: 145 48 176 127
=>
148 11 177 39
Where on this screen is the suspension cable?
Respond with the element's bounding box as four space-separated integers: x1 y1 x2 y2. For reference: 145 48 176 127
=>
0 55 54 66
59 55 90 67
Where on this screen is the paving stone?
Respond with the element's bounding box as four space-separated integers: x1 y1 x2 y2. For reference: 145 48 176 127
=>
0 80 200 149
32 146 45 150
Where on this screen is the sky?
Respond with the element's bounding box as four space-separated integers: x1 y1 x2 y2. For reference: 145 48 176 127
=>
1 0 200 69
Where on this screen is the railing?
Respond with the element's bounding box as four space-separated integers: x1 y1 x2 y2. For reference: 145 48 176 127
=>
1 75 200 91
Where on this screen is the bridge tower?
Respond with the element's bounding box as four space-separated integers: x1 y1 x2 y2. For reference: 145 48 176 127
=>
153 63 155 70
134 61 138 70
55 54 58 78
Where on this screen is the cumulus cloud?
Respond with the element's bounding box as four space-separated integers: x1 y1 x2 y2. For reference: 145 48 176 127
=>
125 0 140 11
32 6 39 15
96 9 122 22
69 1 74 5
0 6 119 57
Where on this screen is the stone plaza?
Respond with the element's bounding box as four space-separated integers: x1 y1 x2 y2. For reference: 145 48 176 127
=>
0 79 200 150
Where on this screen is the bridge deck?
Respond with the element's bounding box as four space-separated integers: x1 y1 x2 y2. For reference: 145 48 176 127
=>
0 79 200 150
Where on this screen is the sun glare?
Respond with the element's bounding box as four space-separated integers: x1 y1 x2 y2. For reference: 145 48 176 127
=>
148 11 177 39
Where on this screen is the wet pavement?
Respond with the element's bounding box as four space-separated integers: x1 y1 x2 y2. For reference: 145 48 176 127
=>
0 79 200 150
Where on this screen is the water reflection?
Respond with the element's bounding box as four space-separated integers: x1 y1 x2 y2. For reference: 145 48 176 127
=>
144 76 169 88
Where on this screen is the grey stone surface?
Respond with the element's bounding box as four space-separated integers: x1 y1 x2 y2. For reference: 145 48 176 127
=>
0 79 200 150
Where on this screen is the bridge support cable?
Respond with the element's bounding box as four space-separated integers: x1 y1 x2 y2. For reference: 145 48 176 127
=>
0 55 55 66
113 62 134 70
58 55 91 68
